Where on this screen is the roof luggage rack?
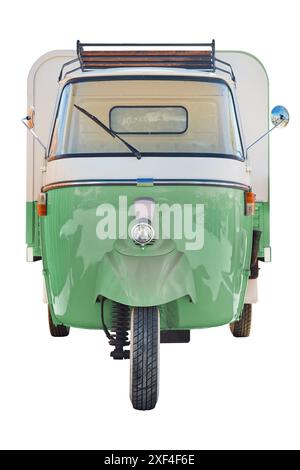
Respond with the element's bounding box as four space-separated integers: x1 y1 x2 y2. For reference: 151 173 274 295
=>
59 40 235 82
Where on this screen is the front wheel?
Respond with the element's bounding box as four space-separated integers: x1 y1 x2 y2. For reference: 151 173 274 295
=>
130 306 160 410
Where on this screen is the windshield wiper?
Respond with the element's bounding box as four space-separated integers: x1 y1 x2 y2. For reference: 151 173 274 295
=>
74 104 141 159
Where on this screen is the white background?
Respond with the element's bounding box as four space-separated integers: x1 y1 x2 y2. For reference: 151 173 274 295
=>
0 0 298 450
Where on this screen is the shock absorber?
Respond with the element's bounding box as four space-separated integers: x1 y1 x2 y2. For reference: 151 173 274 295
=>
109 302 131 360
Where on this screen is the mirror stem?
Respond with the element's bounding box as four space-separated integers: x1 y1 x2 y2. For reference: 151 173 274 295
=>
22 117 47 154
246 121 282 151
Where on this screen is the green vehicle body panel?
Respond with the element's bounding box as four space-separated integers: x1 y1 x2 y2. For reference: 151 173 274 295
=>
26 201 41 258
254 202 270 258
39 185 253 330
27 199 271 262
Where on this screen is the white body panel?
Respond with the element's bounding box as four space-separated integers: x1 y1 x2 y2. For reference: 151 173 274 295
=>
44 156 250 187
264 247 272 262
43 278 48 304
244 279 258 304
26 246 34 262
220 52 269 201
26 50 76 201
27 50 268 200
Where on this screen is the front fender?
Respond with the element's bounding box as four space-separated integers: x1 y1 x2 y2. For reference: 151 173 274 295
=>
95 249 196 307
41 185 252 329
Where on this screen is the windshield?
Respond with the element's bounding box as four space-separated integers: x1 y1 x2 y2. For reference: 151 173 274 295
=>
49 78 244 159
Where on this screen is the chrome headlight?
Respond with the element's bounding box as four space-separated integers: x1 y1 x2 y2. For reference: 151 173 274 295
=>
131 222 155 246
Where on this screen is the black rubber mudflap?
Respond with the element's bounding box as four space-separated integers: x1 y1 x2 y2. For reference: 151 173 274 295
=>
160 330 190 343
250 230 262 279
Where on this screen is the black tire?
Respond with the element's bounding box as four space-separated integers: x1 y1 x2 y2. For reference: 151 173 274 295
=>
48 307 70 337
130 306 160 411
230 304 252 337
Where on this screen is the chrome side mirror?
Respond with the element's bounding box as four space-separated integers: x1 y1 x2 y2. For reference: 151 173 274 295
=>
271 105 289 128
247 105 289 151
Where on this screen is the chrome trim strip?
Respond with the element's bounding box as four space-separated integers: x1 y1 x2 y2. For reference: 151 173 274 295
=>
42 179 250 192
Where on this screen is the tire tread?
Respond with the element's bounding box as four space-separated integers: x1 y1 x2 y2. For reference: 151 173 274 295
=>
230 304 252 337
131 306 159 410
48 308 70 337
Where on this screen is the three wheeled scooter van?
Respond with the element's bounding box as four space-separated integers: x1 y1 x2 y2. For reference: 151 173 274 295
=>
24 41 289 410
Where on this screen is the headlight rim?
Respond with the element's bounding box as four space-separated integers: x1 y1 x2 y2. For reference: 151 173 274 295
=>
130 220 155 246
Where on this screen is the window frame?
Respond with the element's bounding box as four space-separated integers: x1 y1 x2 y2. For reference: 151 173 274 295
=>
48 76 245 161
109 105 188 135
